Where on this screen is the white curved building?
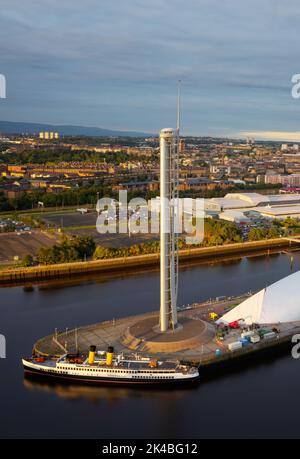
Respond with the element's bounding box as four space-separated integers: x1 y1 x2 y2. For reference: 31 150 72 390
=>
205 192 300 214
218 270 300 325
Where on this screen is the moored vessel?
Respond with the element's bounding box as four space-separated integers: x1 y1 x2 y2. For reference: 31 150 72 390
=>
22 345 199 385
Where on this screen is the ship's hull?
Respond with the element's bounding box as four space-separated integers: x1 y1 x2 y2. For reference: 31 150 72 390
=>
23 361 200 386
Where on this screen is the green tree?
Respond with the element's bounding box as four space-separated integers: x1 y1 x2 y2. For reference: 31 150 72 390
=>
248 228 268 241
93 246 111 260
267 227 281 239
37 236 96 264
21 254 34 267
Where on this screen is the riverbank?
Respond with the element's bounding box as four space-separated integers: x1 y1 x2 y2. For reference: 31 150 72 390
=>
0 237 298 286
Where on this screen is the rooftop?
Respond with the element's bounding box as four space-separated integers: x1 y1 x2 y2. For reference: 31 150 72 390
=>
258 205 300 216
206 192 300 211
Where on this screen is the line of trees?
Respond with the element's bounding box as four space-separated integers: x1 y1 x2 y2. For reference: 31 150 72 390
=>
247 227 281 241
0 185 159 212
201 219 242 245
93 219 243 260
20 217 291 267
0 185 109 211
33 236 96 265
0 147 152 165
20 219 244 266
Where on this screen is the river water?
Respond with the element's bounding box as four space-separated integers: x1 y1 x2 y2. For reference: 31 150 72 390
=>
1 252 300 439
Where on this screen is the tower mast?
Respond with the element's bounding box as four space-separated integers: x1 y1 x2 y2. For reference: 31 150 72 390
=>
159 82 181 332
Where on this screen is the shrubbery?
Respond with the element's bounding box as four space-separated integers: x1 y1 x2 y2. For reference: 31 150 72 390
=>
93 219 243 260
36 236 95 264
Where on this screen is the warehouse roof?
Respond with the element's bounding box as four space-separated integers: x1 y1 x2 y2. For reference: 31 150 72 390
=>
206 192 300 211
258 205 300 216
219 210 251 221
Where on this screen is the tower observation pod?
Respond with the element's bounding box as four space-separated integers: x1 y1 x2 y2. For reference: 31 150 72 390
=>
159 128 179 332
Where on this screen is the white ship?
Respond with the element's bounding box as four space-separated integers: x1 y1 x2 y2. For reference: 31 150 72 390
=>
22 346 199 386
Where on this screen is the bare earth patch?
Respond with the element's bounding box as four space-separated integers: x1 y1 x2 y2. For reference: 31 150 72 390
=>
0 231 58 262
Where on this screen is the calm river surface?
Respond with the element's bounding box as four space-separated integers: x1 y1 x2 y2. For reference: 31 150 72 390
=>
1 252 300 439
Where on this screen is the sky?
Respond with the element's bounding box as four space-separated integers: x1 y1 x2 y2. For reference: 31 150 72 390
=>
1 0 300 139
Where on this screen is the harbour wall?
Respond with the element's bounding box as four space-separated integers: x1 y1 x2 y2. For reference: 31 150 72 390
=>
0 237 297 285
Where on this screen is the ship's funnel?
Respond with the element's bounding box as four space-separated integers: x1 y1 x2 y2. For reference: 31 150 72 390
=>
88 345 96 365
106 346 114 366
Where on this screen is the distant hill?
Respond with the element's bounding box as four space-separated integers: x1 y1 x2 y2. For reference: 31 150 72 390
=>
0 120 151 138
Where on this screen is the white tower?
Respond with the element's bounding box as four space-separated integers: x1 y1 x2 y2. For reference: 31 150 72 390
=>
159 128 179 332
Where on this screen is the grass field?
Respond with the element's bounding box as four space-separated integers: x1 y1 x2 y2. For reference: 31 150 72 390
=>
0 205 94 219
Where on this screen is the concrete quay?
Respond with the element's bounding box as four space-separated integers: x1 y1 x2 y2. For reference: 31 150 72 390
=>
33 294 299 368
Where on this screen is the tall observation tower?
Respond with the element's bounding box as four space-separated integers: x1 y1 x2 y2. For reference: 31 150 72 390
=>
159 125 180 332
125 83 208 351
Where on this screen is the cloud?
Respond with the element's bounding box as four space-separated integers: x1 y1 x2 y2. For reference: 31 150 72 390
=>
0 0 299 133
241 131 300 142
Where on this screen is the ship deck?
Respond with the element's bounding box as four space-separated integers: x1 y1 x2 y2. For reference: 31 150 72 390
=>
26 357 181 371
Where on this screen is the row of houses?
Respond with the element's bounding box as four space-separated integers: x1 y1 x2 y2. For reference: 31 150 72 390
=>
113 178 238 193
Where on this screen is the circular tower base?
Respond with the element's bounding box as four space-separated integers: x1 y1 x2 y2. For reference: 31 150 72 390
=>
122 315 215 353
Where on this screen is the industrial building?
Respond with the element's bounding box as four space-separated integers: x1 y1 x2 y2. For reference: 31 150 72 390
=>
257 206 300 219
219 210 251 224
205 192 300 221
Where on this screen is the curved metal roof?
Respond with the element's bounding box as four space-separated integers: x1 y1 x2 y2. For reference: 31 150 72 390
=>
218 270 300 325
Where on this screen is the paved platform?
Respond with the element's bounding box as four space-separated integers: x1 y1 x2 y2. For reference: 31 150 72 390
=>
33 295 250 362
123 315 215 352
34 294 300 365
33 307 300 366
